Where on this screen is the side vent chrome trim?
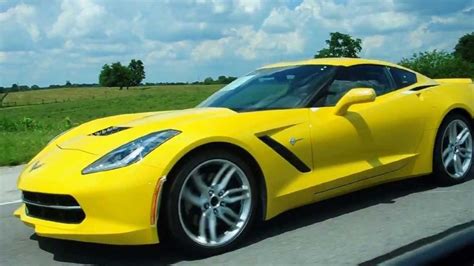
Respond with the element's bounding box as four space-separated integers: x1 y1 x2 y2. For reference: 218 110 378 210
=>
409 84 437 92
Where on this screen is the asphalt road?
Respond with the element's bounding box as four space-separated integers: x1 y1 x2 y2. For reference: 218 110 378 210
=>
0 165 473 265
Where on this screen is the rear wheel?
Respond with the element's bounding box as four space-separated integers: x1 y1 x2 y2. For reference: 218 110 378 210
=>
433 114 473 185
162 149 257 256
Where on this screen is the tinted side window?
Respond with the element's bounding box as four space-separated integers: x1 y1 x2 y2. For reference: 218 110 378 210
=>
321 65 393 106
389 67 417 89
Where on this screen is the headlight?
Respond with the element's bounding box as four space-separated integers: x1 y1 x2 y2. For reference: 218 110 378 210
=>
82 129 180 174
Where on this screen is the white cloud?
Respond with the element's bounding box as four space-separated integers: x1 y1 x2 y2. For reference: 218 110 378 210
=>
49 0 106 38
232 26 305 60
146 41 192 61
0 3 40 45
191 39 227 61
0 0 471 87
236 0 263 13
351 11 413 33
0 51 6 63
262 7 295 33
361 35 385 57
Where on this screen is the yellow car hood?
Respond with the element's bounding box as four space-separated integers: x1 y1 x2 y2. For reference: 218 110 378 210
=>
56 107 236 155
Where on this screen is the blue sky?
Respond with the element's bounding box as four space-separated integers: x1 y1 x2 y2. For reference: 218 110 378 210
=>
0 0 473 87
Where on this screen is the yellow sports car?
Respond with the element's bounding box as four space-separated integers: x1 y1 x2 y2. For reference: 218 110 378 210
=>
15 58 473 255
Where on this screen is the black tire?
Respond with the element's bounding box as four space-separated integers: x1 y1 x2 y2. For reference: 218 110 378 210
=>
433 113 474 185
161 148 257 257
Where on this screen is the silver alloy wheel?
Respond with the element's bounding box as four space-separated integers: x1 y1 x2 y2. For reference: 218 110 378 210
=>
441 119 473 178
178 159 252 247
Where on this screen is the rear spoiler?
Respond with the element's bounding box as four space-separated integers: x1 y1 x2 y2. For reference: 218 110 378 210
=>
434 78 473 84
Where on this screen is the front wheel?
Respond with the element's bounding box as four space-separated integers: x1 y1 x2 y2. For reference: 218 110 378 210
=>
433 114 473 185
162 149 257 256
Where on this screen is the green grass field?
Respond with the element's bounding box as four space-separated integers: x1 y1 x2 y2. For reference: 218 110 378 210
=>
0 85 222 166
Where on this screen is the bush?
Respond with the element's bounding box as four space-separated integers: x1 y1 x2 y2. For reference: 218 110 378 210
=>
0 117 50 132
64 117 73 128
399 50 474 79
0 118 19 131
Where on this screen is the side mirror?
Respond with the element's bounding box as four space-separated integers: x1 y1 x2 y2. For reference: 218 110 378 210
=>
334 88 376 116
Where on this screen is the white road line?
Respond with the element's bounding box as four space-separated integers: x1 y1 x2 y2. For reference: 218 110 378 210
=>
0 199 22 206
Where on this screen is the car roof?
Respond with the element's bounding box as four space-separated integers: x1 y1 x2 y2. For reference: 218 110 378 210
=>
260 57 435 84
261 58 404 69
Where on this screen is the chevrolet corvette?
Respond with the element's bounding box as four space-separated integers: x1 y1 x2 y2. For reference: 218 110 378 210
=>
15 58 473 255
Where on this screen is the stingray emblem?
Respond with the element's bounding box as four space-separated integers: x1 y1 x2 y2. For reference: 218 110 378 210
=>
30 161 44 172
289 137 303 146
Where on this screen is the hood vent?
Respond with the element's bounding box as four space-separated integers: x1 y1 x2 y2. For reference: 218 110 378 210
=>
90 126 130 136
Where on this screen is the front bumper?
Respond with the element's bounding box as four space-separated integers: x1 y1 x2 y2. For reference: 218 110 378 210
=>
15 147 166 245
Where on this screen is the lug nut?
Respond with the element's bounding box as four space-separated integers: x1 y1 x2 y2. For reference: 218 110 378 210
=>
213 209 218 214
218 191 224 196
204 203 210 209
208 190 214 196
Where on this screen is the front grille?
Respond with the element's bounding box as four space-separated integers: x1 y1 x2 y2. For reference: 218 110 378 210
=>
22 191 85 224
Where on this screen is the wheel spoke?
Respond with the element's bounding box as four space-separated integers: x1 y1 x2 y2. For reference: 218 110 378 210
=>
217 167 236 191
198 210 210 242
442 147 452 161
211 163 230 186
223 187 250 204
444 152 454 168
217 212 236 227
224 194 250 204
459 148 471 158
459 130 471 144
453 155 463 174
182 189 204 207
449 123 458 143
208 212 217 243
221 206 240 221
191 173 208 194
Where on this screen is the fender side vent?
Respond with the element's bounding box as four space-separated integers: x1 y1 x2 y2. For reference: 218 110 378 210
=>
91 126 130 136
258 136 311 173
410 85 437 91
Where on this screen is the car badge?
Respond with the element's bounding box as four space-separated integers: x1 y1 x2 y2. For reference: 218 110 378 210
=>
289 137 303 146
30 161 44 172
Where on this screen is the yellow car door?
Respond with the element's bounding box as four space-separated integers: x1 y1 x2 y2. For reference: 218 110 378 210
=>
308 64 428 195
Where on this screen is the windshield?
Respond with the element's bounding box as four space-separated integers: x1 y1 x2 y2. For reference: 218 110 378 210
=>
198 65 336 111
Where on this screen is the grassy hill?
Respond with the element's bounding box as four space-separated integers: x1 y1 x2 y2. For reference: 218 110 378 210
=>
0 85 222 166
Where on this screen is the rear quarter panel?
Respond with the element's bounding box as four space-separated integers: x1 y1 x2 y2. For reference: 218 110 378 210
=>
424 82 474 130
406 81 474 176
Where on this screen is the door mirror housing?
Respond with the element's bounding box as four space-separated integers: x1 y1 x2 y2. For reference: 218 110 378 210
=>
334 88 376 116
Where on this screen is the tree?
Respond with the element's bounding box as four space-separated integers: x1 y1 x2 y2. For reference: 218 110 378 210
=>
99 60 145 89
110 62 132 90
217 76 227 84
31 85 40 90
128 59 145 86
454 32 474 63
99 62 132 89
204 77 214 84
65 81 72 87
11 84 19 92
315 32 362 58
18 85 29 91
399 50 474 78
99 64 113 87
